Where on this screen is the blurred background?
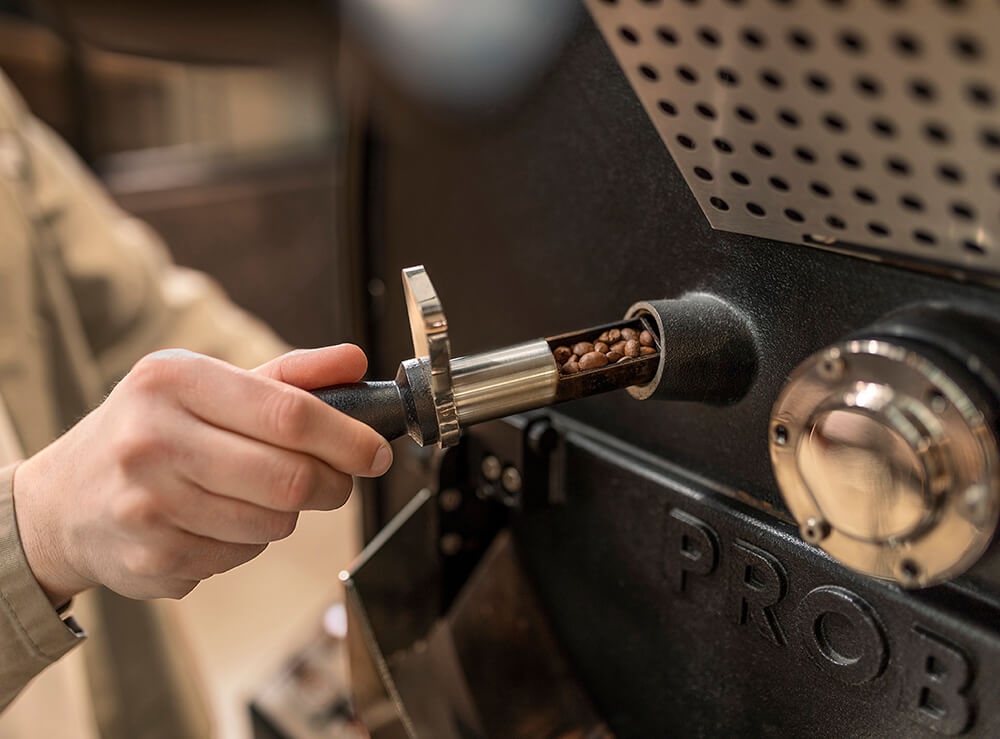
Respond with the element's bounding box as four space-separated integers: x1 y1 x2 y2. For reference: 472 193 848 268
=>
0 1 356 737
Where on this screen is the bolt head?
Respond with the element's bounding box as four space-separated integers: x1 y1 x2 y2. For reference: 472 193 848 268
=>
501 466 523 494
800 516 831 544
481 455 502 482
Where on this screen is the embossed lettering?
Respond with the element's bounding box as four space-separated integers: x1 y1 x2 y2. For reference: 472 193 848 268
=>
665 509 719 593
798 586 887 684
900 626 973 735
728 539 787 645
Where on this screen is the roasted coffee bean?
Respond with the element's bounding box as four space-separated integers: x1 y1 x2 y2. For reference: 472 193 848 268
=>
594 341 609 354
597 331 610 344
572 341 594 357
625 339 640 358
606 351 624 362
640 346 656 355
554 346 572 364
621 327 638 341
607 328 621 343
639 330 654 347
579 351 610 370
561 360 580 374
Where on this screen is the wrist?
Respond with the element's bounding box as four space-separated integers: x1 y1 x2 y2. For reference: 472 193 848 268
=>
13 455 91 606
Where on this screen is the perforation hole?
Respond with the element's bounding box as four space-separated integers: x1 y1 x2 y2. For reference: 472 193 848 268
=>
753 142 774 159
811 181 833 198
710 196 730 211
788 28 815 51
657 27 679 45
694 166 714 181
741 27 768 49
795 146 817 164
717 67 740 86
731 171 752 186
855 75 883 97
658 100 678 116
696 102 717 119
760 69 784 89
952 33 983 61
713 137 734 154
838 29 867 54
736 106 758 123
769 176 790 191
893 31 923 57
806 72 831 93
909 78 937 103
677 134 696 150
937 162 964 184
698 27 721 47
839 151 863 169
900 193 925 212
784 208 805 222
677 65 698 83
913 229 937 246
640 65 659 81
923 122 951 145
868 221 891 237
854 187 877 204
746 202 767 216
826 215 847 230
778 109 801 127
619 27 640 44
823 113 848 133
950 202 975 220
981 128 1000 150
886 156 911 176
871 116 898 137
967 82 994 107
963 239 986 254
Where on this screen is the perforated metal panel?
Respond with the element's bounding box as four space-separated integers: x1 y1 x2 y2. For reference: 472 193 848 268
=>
586 0 1000 280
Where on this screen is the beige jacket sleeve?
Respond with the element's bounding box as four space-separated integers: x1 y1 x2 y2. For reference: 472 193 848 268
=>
0 70 290 711
0 463 84 710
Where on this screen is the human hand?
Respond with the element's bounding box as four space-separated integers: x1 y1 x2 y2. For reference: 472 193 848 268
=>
13 345 391 605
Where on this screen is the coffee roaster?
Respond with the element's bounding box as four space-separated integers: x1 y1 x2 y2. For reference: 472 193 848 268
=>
279 2 1000 737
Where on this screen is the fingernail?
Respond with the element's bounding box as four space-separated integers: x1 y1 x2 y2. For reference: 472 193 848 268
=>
370 444 393 476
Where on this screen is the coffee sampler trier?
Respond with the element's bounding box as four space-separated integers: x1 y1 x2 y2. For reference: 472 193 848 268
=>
313 266 758 446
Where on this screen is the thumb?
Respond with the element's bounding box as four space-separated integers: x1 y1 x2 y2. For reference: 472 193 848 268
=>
253 344 369 390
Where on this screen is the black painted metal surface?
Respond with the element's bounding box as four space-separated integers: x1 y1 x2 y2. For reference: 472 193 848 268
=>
344 7 1000 737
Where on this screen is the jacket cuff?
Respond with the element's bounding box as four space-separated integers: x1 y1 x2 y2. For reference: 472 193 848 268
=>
0 462 85 708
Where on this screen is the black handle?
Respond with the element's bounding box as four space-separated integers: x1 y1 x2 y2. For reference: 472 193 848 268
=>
312 381 409 441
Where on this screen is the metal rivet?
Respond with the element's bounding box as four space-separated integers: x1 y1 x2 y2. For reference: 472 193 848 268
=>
501 466 523 494
481 455 502 481
773 424 789 446
800 516 831 544
929 390 948 414
439 533 463 556
438 488 462 512
817 350 845 381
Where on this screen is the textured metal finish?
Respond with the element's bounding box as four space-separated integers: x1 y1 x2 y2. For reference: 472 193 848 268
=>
586 0 1000 279
402 266 461 447
771 339 1000 587
450 339 559 425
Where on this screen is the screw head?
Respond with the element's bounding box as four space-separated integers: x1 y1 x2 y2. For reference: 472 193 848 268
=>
817 351 845 381
501 466 523 494
439 533 463 556
800 516 831 544
438 488 462 512
481 455 502 482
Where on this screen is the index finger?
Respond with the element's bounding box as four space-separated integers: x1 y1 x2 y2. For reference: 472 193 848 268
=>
143 351 393 478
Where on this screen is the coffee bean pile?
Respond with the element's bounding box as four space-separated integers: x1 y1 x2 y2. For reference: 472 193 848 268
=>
554 326 656 375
